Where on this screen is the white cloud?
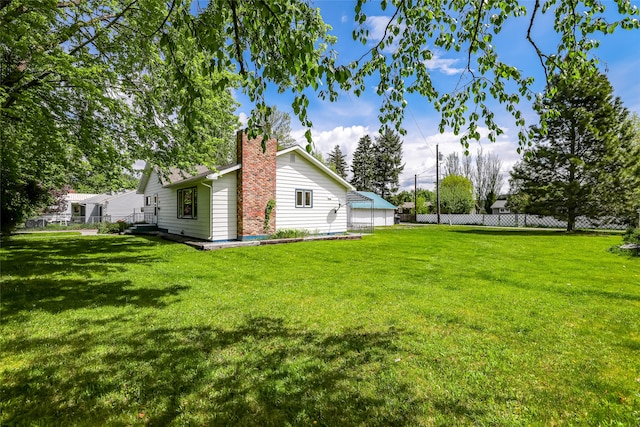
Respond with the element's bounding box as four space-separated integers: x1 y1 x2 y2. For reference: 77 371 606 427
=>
291 125 370 166
364 17 462 76
399 127 522 193
238 112 249 126
365 16 392 41
423 52 465 76
341 15 348 24
365 15 405 53
289 121 522 193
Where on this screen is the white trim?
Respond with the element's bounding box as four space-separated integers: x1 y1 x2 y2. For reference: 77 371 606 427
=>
206 164 241 180
295 189 313 208
136 162 152 194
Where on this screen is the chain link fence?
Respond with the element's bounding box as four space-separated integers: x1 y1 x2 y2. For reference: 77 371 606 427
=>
413 213 627 230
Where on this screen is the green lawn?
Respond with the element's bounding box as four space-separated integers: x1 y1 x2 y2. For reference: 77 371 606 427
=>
1 227 639 426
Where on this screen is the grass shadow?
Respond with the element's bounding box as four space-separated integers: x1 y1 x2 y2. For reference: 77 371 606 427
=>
1 235 189 318
2 315 422 425
1 278 189 317
1 235 173 276
449 228 614 238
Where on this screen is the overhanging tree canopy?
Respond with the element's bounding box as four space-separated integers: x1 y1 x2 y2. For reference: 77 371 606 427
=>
2 0 638 231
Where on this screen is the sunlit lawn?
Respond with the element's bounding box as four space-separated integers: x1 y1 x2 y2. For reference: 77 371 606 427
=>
1 226 639 425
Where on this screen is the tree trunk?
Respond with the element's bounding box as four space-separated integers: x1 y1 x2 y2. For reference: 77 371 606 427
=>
567 210 575 232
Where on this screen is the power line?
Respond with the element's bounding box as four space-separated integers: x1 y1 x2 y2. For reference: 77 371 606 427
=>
406 103 436 158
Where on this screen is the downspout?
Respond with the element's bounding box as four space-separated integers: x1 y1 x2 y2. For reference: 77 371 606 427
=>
200 181 214 241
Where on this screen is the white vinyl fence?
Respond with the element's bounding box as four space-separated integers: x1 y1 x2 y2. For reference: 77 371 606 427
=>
415 213 627 230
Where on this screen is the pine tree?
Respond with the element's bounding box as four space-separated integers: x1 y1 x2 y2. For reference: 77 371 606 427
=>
509 70 639 231
327 145 348 179
350 135 375 192
372 128 405 200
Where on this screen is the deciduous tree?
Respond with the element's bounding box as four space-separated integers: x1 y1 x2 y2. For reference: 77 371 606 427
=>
2 0 638 231
473 149 504 213
440 175 475 214
258 106 297 148
443 153 462 177
0 1 241 230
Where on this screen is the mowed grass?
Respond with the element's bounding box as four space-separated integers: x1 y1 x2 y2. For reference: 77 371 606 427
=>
1 226 639 426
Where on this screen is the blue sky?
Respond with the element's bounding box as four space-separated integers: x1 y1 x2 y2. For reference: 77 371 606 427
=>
234 1 640 192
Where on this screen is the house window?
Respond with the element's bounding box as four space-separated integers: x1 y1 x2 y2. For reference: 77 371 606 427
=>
177 187 197 219
295 189 313 208
145 196 152 206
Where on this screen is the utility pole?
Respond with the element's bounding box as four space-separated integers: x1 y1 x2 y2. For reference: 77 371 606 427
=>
436 144 441 224
414 174 417 222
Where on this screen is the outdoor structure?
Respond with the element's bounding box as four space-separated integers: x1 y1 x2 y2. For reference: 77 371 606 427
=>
80 190 144 223
67 192 100 221
349 191 397 228
137 132 356 241
27 192 99 226
398 202 414 214
490 200 510 215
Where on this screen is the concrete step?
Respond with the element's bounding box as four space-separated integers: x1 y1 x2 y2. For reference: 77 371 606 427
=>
126 224 159 234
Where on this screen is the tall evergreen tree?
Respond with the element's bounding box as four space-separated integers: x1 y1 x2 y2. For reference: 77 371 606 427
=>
509 70 639 231
350 135 375 192
327 145 348 179
372 128 405 200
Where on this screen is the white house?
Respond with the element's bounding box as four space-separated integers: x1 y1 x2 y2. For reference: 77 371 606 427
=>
490 199 510 214
137 132 356 241
349 191 397 227
34 192 98 225
81 190 144 223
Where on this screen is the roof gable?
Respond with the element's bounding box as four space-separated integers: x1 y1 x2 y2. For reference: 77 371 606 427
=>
137 144 355 194
137 163 240 193
490 200 508 209
276 145 355 191
82 190 138 205
351 191 397 210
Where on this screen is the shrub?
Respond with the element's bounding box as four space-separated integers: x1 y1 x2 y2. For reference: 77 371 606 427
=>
623 227 640 245
269 229 309 239
98 222 123 234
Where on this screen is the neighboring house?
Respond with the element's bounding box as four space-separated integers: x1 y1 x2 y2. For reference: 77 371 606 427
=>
137 132 356 241
398 200 432 214
33 192 99 225
490 199 511 214
67 192 100 222
349 191 397 227
80 190 144 223
399 202 414 214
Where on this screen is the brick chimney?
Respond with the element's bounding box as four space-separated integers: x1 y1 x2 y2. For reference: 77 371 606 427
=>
236 131 277 239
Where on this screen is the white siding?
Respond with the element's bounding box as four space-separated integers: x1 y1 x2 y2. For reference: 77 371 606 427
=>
64 193 98 216
352 208 395 227
142 171 211 240
212 173 237 241
103 191 144 221
276 152 349 234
